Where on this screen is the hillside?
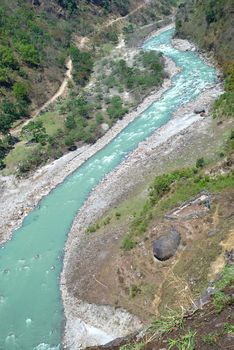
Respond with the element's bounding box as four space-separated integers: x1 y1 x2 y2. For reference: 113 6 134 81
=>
176 0 234 66
0 1 233 349
176 0 234 120
0 0 130 132
0 0 175 132
0 0 176 171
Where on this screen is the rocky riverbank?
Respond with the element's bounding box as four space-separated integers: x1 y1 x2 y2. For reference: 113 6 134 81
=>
0 54 178 246
60 26 227 348
61 78 225 348
0 22 227 350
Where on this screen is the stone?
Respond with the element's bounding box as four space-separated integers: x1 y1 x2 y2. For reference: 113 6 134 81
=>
68 145 77 151
153 228 181 261
194 108 205 114
101 123 110 132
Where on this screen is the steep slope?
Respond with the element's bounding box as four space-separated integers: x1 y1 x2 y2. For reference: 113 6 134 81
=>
0 1 131 124
0 0 176 172
0 0 175 134
176 0 234 121
176 0 234 66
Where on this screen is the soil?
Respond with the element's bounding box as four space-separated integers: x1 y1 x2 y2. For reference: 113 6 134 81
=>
87 284 234 350
64 189 234 322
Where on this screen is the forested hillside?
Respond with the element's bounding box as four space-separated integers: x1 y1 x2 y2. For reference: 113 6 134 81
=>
0 0 175 172
0 0 133 132
176 0 234 119
176 0 234 66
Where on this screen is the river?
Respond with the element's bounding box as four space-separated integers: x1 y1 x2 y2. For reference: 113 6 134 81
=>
0 27 217 349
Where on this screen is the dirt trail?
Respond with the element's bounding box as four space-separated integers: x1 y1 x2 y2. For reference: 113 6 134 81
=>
10 0 154 136
32 58 73 118
11 58 72 136
100 0 152 29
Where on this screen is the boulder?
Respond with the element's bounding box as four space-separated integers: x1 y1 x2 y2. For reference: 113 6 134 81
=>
194 108 205 114
153 228 181 261
68 145 77 151
101 123 110 132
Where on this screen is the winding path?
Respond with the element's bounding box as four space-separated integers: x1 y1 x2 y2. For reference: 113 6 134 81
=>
11 1 153 136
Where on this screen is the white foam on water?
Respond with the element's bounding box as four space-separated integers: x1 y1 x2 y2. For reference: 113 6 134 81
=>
0 295 5 303
5 333 16 344
26 318 32 326
33 343 60 350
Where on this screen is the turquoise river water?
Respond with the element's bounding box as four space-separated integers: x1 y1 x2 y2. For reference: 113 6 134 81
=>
0 28 217 349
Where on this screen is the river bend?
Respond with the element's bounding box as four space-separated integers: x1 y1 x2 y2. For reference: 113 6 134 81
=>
0 28 217 349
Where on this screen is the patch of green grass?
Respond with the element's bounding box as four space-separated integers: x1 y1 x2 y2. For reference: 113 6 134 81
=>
129 284 142 298
120 343 145 350
213 291 231 313
103 216 111 226
147 312 184 340
86 223 100 234
212 264 234 313
115 211 121 219
37 112 65 136
168 330 196 350
4 142 37 173
223 322 234 334
202 333 219 346
121 236 136 250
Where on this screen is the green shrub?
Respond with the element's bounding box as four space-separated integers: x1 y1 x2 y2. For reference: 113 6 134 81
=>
121 236 136 250
196 157 205 168
16 43 40 66
21 120 48 145
13 82 29 101
107 96 128 120
70 46 94 86
86 223 100 234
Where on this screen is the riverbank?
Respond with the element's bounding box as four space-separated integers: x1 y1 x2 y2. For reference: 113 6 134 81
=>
61 79 226 348
0 41 178 246
60 27 228 348
0 22 227 350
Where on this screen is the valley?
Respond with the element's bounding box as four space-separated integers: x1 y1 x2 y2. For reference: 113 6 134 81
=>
0 1 233 350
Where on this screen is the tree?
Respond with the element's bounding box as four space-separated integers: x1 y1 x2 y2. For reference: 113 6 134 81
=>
13 82 29 101
17 43 40 66
21 120 48 145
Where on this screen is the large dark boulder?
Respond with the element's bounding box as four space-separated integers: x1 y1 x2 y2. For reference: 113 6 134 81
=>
68 145 77 151
194 108 205 114
153 228 181 261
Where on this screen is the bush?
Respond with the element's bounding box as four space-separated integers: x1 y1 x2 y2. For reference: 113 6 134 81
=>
13 82 29 101
70 46 94 86
21 120 48 145
17 146 48 175
196 157 205 168
0 46 18 69
149 168 195 204
121 236 136 250
107 96 128 120
16 43 40 66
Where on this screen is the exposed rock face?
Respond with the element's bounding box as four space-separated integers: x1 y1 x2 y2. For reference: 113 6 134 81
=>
153 228 181 261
